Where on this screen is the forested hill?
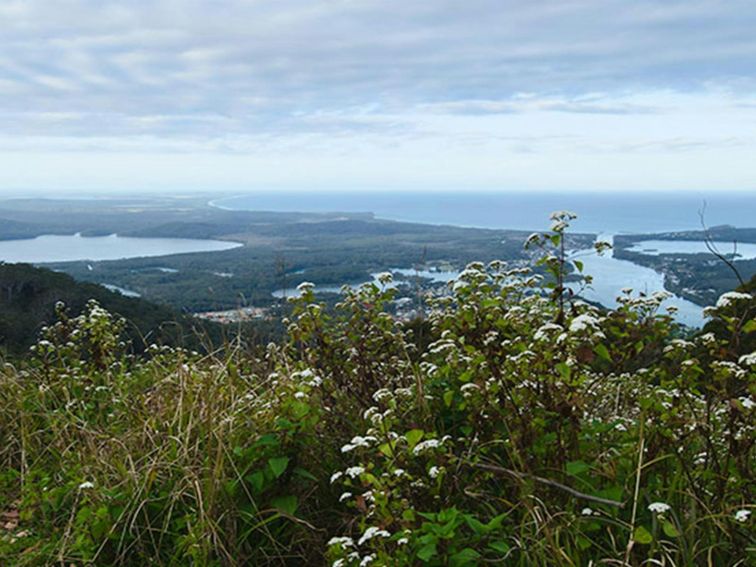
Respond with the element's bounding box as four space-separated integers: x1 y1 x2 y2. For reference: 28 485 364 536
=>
0 263 199 354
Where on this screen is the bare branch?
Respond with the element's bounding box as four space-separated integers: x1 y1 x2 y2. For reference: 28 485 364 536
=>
467 461 624 508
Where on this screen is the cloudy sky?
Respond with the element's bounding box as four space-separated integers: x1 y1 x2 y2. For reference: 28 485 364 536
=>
1 0 756 194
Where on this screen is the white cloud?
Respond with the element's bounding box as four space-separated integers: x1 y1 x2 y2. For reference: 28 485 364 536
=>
1 1 756 192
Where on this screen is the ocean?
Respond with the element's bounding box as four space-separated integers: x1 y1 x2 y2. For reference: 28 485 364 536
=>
210 191 756 234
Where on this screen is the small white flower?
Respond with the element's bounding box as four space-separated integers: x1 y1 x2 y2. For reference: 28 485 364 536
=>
339 492 352 502
581 507 594 516
413 439 443 455
294 391 307 399
330 472 343 484
739 351 756 367
359 555 375 567
358 527 391 546
734 509 751 523
345 466 365 479
328 536 355 548
78 481 95 490
648 502 671 514
397 537 409 545
429 466 440 479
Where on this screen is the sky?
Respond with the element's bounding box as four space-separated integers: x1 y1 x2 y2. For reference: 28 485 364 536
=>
1 0 756 194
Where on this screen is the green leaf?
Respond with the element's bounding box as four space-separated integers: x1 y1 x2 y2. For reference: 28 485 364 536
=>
743 319 756 333
246 471 265 492
405 429 424 450
268 456 289 478
443 390 454 407
573 260 584 273
417 543 437 561
378 442 394 457
293 467 317 482
566 460 590 476
662 519 680 538
271 495 298 515
488 540 510 554
594 343 611 362
556 362 571 380
633 525 653 545
450 548 480 566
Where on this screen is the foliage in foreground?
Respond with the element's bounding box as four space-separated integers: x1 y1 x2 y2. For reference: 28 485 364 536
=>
0 215 754 566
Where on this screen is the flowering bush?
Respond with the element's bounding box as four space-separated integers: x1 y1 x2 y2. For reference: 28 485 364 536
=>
0 215 753 565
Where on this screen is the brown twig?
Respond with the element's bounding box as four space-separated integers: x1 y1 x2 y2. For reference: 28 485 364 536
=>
467 461 624 508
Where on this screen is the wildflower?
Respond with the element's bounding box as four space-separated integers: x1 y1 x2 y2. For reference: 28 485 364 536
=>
328 536 355 548
569 313 600 333
341 436 377 453
525 233 542 248
78 481 95 490
397 537 409 545
739 397 755 410
375 272 393 285
330 471 343 484
345 466 365 479
413 439 443 455
358 527 391 546
339 492 352 502
648 502 671 514
716 291 752 308
372 389 393 403
296 281 315 292
581 507 594 516
429 466 441 478
360 556 375 567
734 509 751 523
294 391 307 399
739 351 756 367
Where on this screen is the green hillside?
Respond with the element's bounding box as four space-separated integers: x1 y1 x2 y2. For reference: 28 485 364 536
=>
0 263 201 354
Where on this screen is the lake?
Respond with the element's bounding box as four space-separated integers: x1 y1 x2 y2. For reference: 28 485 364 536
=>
627 240 756 259
0 233 242 264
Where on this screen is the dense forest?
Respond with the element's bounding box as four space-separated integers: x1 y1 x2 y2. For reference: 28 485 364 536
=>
0 214 753 565
0 263 214 355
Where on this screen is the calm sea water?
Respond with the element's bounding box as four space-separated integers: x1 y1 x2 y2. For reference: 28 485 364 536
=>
211 191 756 233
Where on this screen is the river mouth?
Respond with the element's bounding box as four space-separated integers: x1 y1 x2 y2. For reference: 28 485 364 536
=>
0 233 242 264
273 245 706 327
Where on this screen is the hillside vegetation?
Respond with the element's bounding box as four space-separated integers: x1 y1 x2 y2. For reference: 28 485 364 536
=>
0 264 210 355
0 214 753 565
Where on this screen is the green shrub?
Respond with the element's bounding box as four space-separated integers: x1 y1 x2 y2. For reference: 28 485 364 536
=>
1 214 753 565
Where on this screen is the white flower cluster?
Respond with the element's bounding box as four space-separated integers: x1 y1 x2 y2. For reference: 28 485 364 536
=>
341 436 378 453
648 501 671 514
715 291 752 308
